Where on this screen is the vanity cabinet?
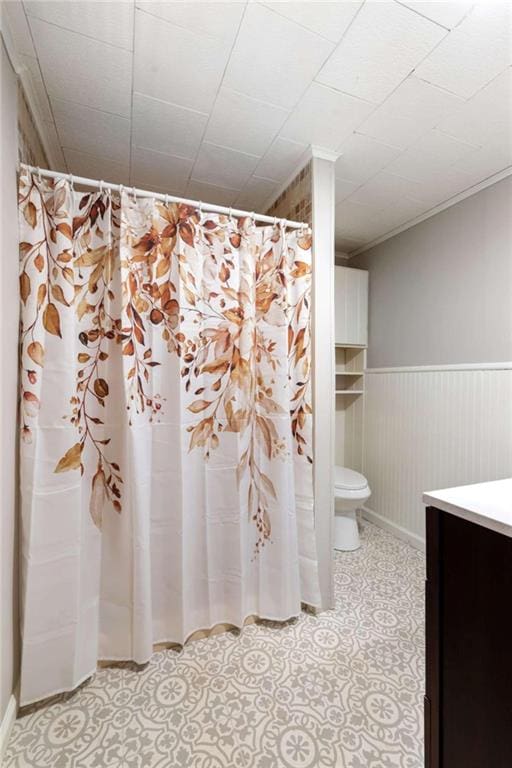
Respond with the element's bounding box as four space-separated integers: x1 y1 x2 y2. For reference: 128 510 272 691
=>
334 266 368 347
423 480 512 768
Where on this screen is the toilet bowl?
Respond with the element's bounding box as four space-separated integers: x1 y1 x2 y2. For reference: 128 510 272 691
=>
334 466 371 551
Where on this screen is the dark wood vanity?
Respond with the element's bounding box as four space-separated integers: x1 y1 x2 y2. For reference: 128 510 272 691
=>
424 480 512 768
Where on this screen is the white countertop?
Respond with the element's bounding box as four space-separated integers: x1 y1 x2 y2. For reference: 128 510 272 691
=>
423 478 512 538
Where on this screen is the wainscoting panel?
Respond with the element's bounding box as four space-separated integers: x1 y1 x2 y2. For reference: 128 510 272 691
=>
362 365 512 543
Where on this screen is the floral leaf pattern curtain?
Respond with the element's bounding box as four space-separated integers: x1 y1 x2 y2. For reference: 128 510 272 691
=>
18 171 320 706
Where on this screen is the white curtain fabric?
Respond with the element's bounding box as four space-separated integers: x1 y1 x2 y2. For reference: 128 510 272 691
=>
18 171 320 706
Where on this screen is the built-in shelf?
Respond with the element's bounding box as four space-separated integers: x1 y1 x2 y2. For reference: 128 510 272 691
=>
335 389 364 395
335 369 364 376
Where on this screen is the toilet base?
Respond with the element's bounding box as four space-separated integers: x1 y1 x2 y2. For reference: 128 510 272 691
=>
334 509 360 551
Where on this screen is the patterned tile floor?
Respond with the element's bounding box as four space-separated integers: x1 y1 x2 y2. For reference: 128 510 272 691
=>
5 522 425 768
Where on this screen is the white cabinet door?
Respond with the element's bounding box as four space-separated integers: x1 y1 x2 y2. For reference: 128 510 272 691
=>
335 266 368 346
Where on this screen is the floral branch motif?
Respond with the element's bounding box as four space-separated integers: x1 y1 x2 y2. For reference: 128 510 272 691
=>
19 176 313 548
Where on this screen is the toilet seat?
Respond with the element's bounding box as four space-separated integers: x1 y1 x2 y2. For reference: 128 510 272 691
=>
334 466 368 492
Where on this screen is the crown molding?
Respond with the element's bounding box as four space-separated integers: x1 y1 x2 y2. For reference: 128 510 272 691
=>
347 166 512 258
1 11 59 170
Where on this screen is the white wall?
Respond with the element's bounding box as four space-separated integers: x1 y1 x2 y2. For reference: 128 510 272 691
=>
0 38 20 726
350 179 512 543
352 177 512 368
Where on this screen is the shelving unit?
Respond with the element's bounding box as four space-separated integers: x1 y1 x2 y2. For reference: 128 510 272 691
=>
335 344 366 472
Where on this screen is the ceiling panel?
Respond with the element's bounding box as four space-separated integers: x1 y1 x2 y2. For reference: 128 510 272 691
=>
280 82 374 150
261 1 363 43
64 148 130 184
132 93 208 160
235 176 278 210
131 146 193 189
347 172 423 208
205 88 289 156
436 67 512 148
28 17 132 116
134 9 232 113
356 75 464 150
42 120 67 172
399 1 473 30
254 137 308 183
24 0 134 50
335 134 401 185
52 98 131 165
136 1 246 42
316 1 446 104
335 177 359 203
224 2 334 109
185 179 240 207
192 142 260 189
385 129 480 182
414 3 512 98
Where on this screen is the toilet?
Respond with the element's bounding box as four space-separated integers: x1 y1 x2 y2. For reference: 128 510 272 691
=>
334 466 371 551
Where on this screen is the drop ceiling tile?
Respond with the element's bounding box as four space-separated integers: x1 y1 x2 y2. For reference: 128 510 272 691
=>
19 54 53 122
132 179 188 197
356 75 464 150
280 82 374 150
407 167 476 205
399 1 473 30
136 1 246 42
436 67 512 148
335 235 365 250
192 142 260 190
316 1 446 104
134 10 231 113
133 93 208 160
262 1 363 43
385 129 480 182
450 139 512 183
335 177 359 203
224 3 334 109
24 1 134 50
185 179 240 207
348 172 423 208
335 134 401 185
52 98 130 165
235 176 279 211
63 148 130 185
29 18 132 116
2 1 37 57
255 137 308 183
205 88 289 157
376 195 428 230
415 3 512 99
131 146 194 189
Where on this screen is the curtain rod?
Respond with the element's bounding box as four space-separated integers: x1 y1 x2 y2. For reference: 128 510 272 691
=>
20 164 309 230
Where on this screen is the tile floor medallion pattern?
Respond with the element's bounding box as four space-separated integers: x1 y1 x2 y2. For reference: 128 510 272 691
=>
5 522 425 768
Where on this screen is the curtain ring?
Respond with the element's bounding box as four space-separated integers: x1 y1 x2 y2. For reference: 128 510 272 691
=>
99 179 104 194
131 186 137 202
36 167 42 183
68 173 74 192
199 200 203 215
164 193 169 205
250 211 255 224
119 184 124 198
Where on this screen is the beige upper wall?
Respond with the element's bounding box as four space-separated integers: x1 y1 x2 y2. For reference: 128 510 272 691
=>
0 39 20 722
350 176 512 368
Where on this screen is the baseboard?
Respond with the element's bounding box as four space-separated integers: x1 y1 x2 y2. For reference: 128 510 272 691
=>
361 506 426 553
0 694 17 761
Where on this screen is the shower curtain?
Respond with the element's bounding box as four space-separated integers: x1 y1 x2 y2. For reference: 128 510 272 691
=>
17 170 320 706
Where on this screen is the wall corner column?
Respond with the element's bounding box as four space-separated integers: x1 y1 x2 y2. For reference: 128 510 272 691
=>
311 147 337 610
